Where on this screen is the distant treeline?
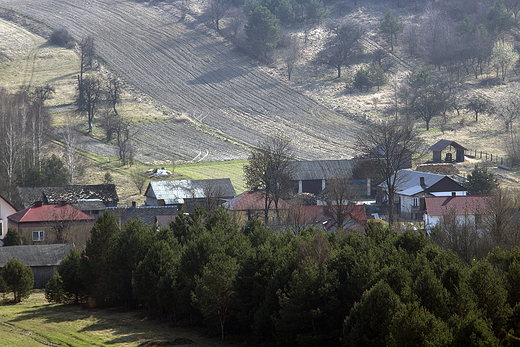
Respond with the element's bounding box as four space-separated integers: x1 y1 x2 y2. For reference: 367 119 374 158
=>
47 206 520 345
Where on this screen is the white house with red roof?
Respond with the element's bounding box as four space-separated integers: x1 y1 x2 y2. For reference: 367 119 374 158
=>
7 201 95 251
423 195 491 230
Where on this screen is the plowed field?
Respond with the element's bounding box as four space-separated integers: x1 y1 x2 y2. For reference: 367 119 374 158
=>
6 0 361 160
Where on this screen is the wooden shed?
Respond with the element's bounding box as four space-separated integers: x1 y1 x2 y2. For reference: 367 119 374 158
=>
0 243 74 288
429 140 467 163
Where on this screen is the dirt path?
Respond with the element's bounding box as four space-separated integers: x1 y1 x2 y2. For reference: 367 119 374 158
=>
6 0 361 160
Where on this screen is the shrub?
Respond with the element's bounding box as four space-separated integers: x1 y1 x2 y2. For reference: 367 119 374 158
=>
45 273 67 303
49 28 73 48
1 258 34 303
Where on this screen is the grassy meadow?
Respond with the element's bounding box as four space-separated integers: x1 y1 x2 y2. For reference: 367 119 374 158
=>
0 291 223 347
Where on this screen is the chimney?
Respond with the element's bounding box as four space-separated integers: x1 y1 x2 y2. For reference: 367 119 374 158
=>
132 201 136 208
420 177 425 187
60 201 67 207
34 201 42 207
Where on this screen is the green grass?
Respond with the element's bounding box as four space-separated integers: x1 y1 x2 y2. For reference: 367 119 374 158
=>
0 290 224 347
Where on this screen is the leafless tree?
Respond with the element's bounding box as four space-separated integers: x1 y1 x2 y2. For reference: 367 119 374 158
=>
31 85 54 167
484 188 520 249
228 7 246 38
76 75 103 133
281 35 300 81
61 119 78 185
466 93 493 122
78 36 94 105
317 19 365 78
207 0 230 31
408 78 451 131
130 169 147 195
494 82 520 133
114 116 135 166
244 134 294 224
321 165 359 231
356 120 424 223
203 183 224 213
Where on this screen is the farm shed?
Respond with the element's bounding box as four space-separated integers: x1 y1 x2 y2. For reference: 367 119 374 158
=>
429 139 467 163
289 160 372 197
0 243 74 288
144 179 236 211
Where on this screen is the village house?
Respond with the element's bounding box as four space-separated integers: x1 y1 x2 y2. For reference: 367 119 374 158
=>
0 243 74 288
7 202 95 251
17 184 119 218
423 195 490 230
224 191 291 226
380 169 467 220
291 204 367 233
144 178 236 212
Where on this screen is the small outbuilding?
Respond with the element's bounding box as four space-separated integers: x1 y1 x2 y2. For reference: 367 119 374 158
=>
0 243 74 288
429 139 467 163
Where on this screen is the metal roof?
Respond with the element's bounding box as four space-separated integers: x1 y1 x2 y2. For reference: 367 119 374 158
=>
290 160 354 180
145 179 236 204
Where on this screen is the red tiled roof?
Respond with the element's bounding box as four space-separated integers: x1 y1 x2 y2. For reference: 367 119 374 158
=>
425 196 491 216
295 205 367 230
224 191 291 211
8 203 94 223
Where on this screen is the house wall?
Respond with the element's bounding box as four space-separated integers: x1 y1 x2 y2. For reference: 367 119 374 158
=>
32 265 59 289
0 199 16 239
8 220 94 252
430 191 467 197
424 214 478 230
229 209 289 227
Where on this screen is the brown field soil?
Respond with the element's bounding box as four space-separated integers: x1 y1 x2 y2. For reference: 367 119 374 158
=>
5 0 361 161
2 0 520 192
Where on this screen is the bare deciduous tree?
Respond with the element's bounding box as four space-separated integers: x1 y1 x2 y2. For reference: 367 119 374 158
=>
356 121 424 223
317 19 365 78
466 93 493 122
322 173 359 231
281 34 300 81
76 75 103 133
207 0 230 31
130 169 147 195
244 134 294 224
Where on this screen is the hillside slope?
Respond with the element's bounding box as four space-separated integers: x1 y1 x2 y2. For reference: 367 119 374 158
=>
6 0 361 160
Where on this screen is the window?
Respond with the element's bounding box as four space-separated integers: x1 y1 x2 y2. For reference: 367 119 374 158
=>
32 231 44 242
413 198 419 207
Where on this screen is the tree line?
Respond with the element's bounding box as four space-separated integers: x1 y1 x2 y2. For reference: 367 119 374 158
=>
36 207 520 345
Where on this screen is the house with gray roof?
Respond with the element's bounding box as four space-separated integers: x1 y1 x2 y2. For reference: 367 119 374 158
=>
106 204 179 226
0 243 74 288
144 178 236 212
289 160 371 198
380 169 466 220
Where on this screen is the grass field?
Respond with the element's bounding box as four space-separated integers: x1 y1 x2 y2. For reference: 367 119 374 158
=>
0 291 224 347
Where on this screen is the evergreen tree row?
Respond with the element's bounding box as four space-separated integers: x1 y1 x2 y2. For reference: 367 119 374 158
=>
47 206 520 345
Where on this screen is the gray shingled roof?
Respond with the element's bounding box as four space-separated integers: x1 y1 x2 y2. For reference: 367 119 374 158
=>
18 185 119 208
0 244 74 267
72 199 107 212
145 179 236 205
106 205 179 226
429 139 467 152
290 160 354 181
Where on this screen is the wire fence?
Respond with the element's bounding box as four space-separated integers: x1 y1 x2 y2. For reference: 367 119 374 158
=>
466 149 510 169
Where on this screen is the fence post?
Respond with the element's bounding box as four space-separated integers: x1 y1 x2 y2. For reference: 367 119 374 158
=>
480 151 482 158
486 153 488 160
501 157 503 165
